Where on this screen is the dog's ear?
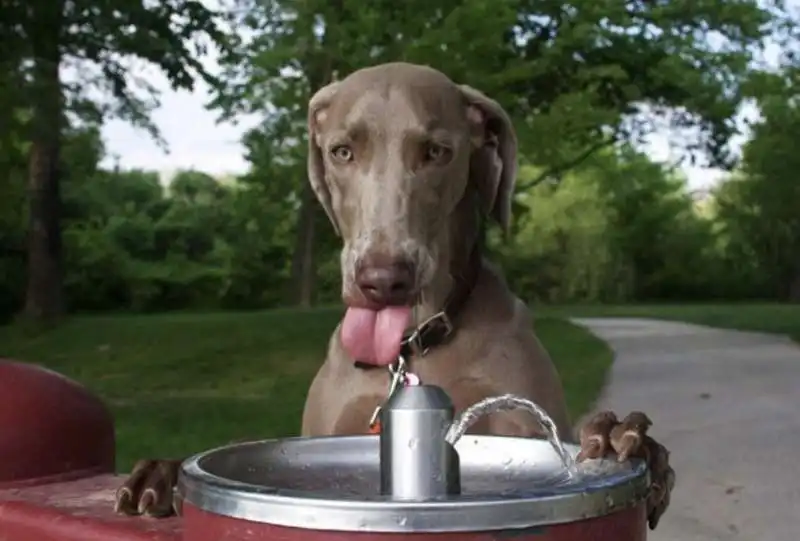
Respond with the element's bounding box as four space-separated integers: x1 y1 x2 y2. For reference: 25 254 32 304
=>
307 82 342 236
459 85 518 233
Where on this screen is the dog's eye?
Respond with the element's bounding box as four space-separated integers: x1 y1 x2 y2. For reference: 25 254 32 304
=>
330 145 354 162
423 143 450 163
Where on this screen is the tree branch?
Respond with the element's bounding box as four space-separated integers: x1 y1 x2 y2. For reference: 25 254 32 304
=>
517 139 616 192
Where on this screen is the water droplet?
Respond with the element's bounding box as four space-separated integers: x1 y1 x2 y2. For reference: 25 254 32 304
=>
397 516 408 526
407 438 418 450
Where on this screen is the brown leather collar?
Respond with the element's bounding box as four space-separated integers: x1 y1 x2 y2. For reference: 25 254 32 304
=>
354 247 481 370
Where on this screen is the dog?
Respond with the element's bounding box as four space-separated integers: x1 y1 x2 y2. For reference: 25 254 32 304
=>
116 62 674 530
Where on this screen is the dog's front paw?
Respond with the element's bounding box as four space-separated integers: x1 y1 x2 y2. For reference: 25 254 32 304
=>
114 459 183 518
577 410 675 530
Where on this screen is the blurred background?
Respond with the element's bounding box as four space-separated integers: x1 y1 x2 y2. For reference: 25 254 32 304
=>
2 0 799 465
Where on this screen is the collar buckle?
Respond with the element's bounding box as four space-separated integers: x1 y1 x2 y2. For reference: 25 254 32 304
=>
401 310 454 358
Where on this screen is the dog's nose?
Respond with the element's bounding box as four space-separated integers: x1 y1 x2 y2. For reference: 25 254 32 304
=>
356 257 416 306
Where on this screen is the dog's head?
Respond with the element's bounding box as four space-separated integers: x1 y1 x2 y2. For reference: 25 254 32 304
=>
307 62 518 314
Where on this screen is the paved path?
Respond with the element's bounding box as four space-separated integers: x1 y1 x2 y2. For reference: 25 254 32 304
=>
571 318 800 541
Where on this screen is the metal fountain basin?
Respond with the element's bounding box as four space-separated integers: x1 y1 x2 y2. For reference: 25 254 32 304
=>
178 435 649 533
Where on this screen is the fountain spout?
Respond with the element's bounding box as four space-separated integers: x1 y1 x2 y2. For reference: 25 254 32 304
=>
379 384 461 500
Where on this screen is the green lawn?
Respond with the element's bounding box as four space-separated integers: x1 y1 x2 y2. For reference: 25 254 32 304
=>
539 302 800 342
0 307 611 470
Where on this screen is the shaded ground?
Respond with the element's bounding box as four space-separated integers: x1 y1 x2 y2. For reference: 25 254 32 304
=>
0 308 610 470
575 318 799 541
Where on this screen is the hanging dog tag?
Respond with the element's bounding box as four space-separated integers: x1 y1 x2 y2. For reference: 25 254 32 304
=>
368 357 418 432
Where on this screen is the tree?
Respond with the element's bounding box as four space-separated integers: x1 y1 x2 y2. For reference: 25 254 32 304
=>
714 65 800 301
589 148 717 300
496 147 716 303
0 110 29 323
9 0 233 323
213 0 790 305
495 163 615 303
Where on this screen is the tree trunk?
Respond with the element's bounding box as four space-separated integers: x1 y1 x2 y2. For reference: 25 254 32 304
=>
289 45 335 307
786 258 800 303
23 3 65 324
290 180 318 307
788 275 800 303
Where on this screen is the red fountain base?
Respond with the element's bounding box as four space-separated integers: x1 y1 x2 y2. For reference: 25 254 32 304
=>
0 475 181 541
0 359 647 540
182 502 646 540
0 476 644 541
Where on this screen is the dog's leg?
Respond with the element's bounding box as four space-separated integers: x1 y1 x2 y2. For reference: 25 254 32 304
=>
114 459 183 517
577 411 675 530
576 410 618 462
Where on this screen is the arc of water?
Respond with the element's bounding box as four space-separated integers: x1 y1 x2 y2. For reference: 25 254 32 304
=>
445 394 577 476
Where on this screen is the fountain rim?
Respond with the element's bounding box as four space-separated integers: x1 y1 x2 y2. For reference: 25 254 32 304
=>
178 434 650 533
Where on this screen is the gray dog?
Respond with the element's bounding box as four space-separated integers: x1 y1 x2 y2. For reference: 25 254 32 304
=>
116 62 674 530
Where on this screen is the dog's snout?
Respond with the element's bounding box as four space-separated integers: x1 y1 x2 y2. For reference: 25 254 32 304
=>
356 256 416 307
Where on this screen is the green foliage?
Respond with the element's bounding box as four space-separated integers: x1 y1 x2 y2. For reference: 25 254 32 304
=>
1 0 237 323
1 0 799 321
496 165 616 303
712 64 800 300
2 129 789 318
4 0 234 135
493 146 721 303
215 0 783 181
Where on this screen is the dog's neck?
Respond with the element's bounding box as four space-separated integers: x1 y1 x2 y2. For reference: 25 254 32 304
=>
411 188 482 328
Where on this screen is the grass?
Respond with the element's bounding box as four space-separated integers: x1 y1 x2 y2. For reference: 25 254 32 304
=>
0 307 611 471
539 302 800 342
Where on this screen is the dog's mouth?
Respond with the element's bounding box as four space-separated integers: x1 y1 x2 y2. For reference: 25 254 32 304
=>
340 305 412 366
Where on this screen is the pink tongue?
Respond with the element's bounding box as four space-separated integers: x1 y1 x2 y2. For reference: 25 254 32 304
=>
341 306 412 366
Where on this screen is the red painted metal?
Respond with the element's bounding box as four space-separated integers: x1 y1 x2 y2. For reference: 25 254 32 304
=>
181 502 647 540
0 359 115 488
0 475 181 540
0 473 646 541
0 359 179 540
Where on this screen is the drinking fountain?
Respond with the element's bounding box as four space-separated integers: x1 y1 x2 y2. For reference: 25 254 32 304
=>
0 360 650 541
